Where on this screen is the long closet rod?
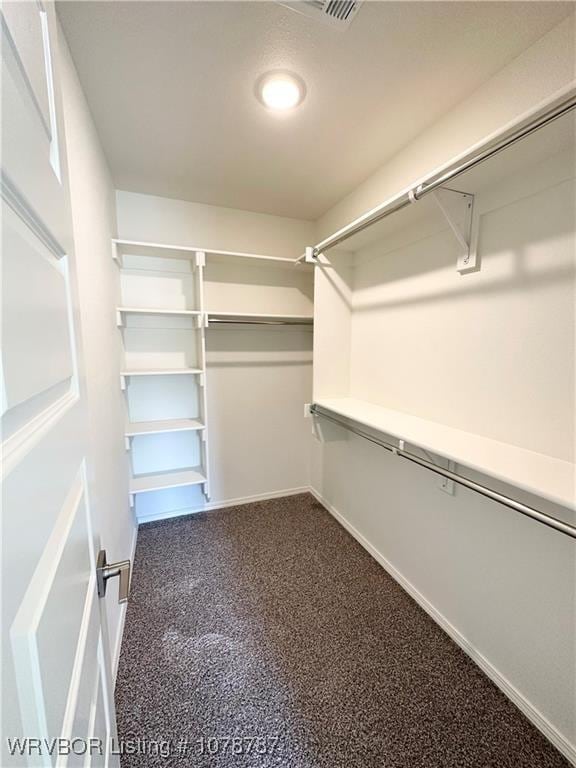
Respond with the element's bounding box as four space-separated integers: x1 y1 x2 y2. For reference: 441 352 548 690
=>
208 318 313 326
312 93 576 256
311 405 576 541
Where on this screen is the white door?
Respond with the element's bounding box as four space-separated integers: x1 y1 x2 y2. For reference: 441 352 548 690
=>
2 2 121 766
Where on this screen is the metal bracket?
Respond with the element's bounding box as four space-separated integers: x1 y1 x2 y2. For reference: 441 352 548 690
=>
304 246 318 264
438 459 456 495
431 187 477 274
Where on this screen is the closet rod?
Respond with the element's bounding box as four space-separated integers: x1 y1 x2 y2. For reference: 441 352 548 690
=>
208 318 313 326
313 93 576 256
311 405 576 541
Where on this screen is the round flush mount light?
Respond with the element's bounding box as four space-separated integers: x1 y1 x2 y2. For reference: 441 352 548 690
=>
256 71 306 112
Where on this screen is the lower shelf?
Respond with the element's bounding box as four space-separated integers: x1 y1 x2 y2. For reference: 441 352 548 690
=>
313 397 575 511
130 467 207 495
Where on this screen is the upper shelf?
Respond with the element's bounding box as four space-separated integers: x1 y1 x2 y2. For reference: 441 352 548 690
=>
118 307 201 317
112 238 307 268
314 397 575 512
121 367 203 377
125 418 205 437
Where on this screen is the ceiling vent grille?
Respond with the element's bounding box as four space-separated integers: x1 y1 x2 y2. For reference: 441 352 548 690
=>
277 0 363 29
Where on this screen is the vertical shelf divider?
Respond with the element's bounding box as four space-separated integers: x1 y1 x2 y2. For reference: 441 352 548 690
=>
196 250 211 501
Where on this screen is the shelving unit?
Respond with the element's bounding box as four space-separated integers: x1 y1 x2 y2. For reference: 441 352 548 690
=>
311 104 575 532
115 241 211 514
114 236 314 520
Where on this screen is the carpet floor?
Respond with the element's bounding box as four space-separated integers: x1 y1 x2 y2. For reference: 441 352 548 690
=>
115 493 570 768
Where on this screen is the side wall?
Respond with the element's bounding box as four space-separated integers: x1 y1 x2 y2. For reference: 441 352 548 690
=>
116 191 315 516
57 27 136 674
311 16 576 762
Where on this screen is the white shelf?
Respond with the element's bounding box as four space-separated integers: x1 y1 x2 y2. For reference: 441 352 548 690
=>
121 368 203 377
314 397 575 511
125 418 205 437
113 238 302 266
207 311 313 325
117 307 201 317
130 467 207 495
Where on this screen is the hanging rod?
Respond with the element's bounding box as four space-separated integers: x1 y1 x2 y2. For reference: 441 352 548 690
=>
311 405 576 541
208 318 313 326
312 93 576 256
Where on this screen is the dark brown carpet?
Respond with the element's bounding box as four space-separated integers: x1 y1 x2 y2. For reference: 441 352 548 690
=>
115 493 570 768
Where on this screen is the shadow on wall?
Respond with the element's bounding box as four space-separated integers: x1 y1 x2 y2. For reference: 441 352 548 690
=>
351 175 575 313
205 258 314 298
206 326 314 357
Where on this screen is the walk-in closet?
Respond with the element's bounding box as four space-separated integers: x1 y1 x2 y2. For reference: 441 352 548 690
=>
2 2 575 767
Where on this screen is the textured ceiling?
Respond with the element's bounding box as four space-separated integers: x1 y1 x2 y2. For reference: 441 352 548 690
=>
57 1 572 220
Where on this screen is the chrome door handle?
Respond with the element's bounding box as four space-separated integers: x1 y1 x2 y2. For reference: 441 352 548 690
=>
96 550 131 604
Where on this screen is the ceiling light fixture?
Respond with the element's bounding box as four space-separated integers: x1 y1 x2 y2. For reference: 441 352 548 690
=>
256 71 306 112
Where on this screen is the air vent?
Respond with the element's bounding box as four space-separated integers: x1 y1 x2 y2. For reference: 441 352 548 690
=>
277 0 363 29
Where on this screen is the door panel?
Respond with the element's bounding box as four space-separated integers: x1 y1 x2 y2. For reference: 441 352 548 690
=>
2 204 74 414
1 2 120 766
2 1 52 134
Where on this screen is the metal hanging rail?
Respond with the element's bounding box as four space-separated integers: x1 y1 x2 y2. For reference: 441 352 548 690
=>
208 318 313 326
311 405 576 541
311 93 576 257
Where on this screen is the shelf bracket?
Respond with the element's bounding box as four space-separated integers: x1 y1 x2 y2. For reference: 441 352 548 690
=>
116 309 123 327
111 240 122 268
202 482 210 502
120 375 127 391
195 250 206 268
431 187 478 274
304 246 318 264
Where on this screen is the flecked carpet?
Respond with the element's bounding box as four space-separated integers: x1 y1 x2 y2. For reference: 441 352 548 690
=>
115 493 570 768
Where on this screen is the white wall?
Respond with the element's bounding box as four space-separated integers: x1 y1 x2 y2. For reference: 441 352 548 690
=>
311 15 576 763
116 191 315 518
57 26 136 672
115 191 313 259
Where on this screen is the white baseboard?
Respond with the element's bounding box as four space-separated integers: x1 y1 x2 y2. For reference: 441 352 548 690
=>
136 486 310 525
308 486 576 767
111 522 138 685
